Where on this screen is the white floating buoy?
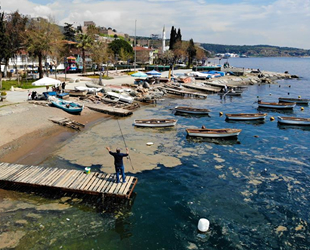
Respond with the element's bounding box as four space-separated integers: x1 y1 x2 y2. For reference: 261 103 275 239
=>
198 218 210 232
146 142 153 146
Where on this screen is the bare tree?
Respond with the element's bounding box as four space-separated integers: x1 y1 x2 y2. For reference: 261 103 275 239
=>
25 18 64 79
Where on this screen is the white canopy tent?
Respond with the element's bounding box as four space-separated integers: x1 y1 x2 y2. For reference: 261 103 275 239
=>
32 77 62 87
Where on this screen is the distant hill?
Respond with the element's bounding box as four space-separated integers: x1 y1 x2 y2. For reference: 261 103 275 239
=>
199 43 310 57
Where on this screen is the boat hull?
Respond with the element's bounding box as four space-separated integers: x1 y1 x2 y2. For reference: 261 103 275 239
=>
175 106 210 115
258 101 295 109
277 116 310 125
134 119 177 127
226 113 267 120
186 128 241 138
278 98 309 105
51 99 84 114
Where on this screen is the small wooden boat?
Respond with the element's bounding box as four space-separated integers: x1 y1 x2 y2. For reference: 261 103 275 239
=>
68 90 88 97
51 99 84 114
277 116 310 125
175 106 210 115
85 82 104 89
257 100 296 109
278 97 310 105
134 119 177 127
101 93 120 103
218 91 242 96
186 128 242 138
225 113 267 120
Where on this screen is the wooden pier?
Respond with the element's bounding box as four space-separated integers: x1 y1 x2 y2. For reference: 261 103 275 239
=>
181 83 220 93
86 103 133 116
0 162 137 199
164 87 208 98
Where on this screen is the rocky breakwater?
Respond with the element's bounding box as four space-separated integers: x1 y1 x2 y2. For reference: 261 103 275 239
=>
209 68 298 87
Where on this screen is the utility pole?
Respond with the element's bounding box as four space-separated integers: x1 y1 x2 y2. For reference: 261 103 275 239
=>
134 19 137 71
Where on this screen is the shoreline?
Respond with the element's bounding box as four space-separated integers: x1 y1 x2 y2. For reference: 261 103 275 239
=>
0 68 295 172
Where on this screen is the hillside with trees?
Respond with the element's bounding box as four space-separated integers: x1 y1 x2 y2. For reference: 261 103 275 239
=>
199 43 310 57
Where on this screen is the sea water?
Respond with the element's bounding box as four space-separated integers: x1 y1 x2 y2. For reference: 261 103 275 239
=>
1 57 310 250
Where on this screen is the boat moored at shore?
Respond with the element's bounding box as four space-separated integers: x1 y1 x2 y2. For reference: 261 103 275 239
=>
134 119 177 127
225 113 267 120
278 97 310 105
277 116 310 125
175 106 210 115
186 128 242 138
257 100 296 109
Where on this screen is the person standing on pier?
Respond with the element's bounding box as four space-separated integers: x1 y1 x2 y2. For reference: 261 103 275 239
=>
106 146 129 183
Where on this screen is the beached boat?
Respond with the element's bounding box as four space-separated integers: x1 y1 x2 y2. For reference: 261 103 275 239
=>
175 106 210 115
101 93 120 103
68 90 88 97
278 97 310 105
277 116 310 125
51 98 84 114
75 86 102 93
257 100 296 109
225 113 267 120
218 91 242 96
134 119 177 127
186 128 242 138
106 91 133 104
85 82 104 89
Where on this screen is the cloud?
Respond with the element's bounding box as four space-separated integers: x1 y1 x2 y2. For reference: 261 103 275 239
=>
1 0 309 49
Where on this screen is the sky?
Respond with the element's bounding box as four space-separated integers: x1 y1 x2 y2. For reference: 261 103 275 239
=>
1 0 310 49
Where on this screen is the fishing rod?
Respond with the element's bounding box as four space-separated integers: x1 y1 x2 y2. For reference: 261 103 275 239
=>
115 117 134 170
110 99 134 170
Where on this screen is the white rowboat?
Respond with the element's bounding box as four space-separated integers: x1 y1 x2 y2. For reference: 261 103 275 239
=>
225 113 267 121
186 128 242 138
134 119 177 127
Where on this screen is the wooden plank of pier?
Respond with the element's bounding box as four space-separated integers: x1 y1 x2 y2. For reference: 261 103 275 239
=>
181 83 220 93
0 163 137 199
86 103 133 116
164 87 208 98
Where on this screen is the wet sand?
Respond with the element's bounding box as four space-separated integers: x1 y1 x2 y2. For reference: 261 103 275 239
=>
0 102 107 165
0 101 183 173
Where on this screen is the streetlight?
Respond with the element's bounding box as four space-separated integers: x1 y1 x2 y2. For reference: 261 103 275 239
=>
134 19 137 71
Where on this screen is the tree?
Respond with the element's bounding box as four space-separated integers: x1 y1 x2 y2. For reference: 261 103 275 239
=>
86 24 99 40
63 22 76 41
187 39 196 67
195 46 207 64
25 18 64 79
157 50 174 65
169 26 182 51
90 41 108 72
169 26 176 50
108 39 133 58
76 33 93 73
173 41 187 64
119 47 132 63
176 28 182 42
0 12 10 89
0 11 27 87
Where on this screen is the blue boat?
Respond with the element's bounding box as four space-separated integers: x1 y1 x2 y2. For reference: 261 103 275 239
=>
51 98 84 114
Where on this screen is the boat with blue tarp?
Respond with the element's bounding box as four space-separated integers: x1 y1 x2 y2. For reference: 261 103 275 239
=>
51 98 84 114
